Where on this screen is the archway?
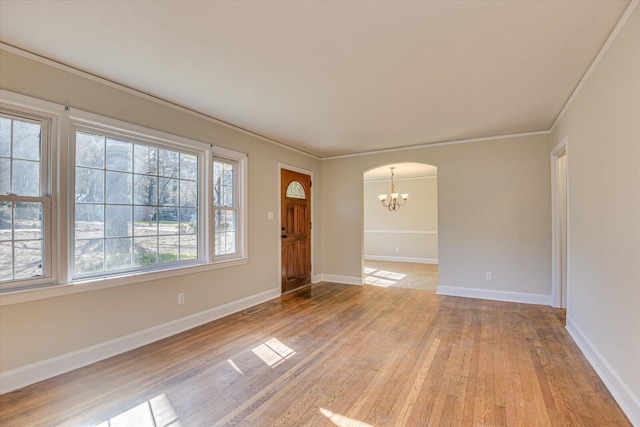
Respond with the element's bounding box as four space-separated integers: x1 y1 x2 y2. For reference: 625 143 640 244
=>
363 163 438 290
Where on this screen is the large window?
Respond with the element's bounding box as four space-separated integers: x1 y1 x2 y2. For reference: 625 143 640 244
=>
1 91 248 298
72 127 201 278
0 110 52 289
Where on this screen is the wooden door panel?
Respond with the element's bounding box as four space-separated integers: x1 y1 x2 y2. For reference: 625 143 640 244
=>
281 169 311 293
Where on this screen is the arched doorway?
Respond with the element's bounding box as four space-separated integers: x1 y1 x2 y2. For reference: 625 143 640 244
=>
363 163 438 290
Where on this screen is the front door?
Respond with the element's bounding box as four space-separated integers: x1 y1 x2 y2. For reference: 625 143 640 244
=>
281 168 311 292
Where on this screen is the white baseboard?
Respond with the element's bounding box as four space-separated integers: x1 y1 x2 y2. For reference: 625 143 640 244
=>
318 274 364 286
312 274 322 284
437 285 551 306
364 255 438 264
566 317 640 426
0 287 281 395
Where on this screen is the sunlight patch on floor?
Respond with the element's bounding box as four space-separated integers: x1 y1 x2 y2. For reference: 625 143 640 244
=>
94 394 180 427
227 358 246 376
363 267 406 287
319 408 374 427
252 338 296 368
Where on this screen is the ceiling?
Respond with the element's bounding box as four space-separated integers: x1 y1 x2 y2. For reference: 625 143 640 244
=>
0 1 630 158
364 163 437 182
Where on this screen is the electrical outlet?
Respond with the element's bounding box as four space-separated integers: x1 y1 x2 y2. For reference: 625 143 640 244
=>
395 248 399 253
178 293 185 305
485 272 492 281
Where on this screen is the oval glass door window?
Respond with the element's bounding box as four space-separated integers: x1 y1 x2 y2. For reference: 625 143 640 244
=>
286 181 306 199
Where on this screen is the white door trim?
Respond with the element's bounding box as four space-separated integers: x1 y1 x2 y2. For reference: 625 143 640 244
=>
550 137 569 309
278 163 315 291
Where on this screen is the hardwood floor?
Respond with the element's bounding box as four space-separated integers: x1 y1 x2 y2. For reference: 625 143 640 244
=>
0 283 630 426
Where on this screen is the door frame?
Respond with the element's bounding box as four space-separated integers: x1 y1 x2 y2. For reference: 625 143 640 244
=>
278 163 315 293
550 137 569 309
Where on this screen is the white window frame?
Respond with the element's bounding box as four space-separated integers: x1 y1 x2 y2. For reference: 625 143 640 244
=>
67 110 210 281
0 91 62 291
212 146 248 264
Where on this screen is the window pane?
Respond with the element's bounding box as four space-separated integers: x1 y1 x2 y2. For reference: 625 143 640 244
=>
180 208 197 234
158 149 179 178
12 159 40 196
14 239 43 279
180 235 197 260
106 238 132 270
75 239 104 274
215 209 237 256
12 120 40 161
106 138 133 172
134 175 157 205
75 204 104 239
223 186 234 207
134 207 157 236
180 153 197 180
134 145 157 175
105 171 132 204
76 167 104 202
0 241 11 281
0 117 10 157
179 180 197 207
76 132 105 168
159 178 178 206
158 208 178 234
158 235 179 263
134 236 157 266
14 202 42 241
0 201 11 241
105 205 132 237
0 158 9 194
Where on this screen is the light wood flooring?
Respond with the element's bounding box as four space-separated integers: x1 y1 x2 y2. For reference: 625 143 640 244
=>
0 283 630 426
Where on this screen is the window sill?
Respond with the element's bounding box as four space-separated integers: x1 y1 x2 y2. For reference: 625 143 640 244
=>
0 257 249 306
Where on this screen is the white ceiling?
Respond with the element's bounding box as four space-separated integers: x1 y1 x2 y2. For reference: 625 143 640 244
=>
0 1 630 158
364 163 437 182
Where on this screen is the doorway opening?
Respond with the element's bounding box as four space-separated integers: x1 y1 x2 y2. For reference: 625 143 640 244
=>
551 138 568 309
363 163 438 291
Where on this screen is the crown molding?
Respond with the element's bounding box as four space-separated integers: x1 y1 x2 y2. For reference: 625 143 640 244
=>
549 0 638 132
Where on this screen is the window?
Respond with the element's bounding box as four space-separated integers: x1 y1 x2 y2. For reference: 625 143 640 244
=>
0 110 52 289
285 181 306 199
213 158 238 258
1 90 248 300
71 121 202 279
212 148 247 263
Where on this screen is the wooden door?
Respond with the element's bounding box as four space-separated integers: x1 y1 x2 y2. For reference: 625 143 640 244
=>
281 169 311 292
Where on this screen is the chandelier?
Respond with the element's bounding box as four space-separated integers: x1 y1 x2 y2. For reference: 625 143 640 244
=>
377 167 409 211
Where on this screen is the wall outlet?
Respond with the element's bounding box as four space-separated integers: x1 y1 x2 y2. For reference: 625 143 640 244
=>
485 272 492 281
395 248 399 253
178 293 185 305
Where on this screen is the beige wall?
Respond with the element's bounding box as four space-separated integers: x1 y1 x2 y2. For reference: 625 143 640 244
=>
364 176 438 261
0 50 322 372
550 5 640 406
322 134 552 295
